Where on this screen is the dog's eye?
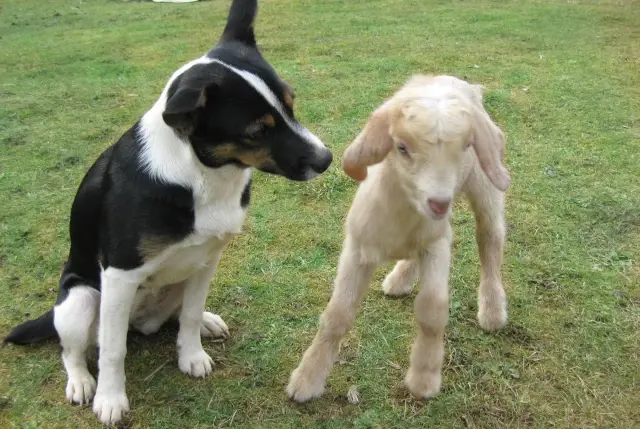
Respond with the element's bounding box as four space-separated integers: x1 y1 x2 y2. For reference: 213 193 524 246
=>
397 143 410 157
246 123 267 139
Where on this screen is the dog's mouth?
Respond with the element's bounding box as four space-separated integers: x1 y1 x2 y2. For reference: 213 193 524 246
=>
257 148 333 182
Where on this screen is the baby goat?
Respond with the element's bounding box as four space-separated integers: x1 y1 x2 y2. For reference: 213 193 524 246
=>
287 75 511 402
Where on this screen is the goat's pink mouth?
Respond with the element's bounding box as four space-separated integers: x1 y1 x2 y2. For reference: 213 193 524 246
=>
428 199 451 216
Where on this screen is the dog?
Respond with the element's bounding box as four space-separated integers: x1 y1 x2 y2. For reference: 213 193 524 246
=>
4 0 332 424
287 75 509 402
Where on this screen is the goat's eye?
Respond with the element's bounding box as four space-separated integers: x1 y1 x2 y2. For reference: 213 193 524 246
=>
397 143 410 157
463 141 472 151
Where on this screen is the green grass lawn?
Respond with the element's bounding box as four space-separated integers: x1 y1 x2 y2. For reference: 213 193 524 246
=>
1 0 639 427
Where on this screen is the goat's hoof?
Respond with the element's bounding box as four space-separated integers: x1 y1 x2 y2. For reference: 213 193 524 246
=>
382 276 414 297
478 302 508 331
404 369 441 400
287 366 326 403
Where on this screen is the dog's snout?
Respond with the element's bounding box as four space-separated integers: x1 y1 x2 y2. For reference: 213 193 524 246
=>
428 198 451 216
312 149 333 174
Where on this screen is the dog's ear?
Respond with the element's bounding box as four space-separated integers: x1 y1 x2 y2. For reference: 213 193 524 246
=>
343 102 394 182
162 86 207 136
468 103 510 192
163 64 226 136
220 0 258 47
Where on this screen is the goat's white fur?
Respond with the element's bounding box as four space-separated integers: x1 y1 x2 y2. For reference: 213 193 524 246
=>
288 75 509 402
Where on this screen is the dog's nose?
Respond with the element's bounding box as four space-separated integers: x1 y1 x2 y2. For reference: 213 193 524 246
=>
312 149 333 174
428 198 451 216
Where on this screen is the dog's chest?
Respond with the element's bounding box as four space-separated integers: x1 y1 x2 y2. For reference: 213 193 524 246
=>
143 167 250 288
144 237 229 288
190 165 250 240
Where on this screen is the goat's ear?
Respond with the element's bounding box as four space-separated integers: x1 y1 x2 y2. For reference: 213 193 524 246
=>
343 103 393 181
469 104 510 191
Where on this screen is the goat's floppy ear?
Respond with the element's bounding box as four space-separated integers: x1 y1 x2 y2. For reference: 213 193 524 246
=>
220 0 258 47
343 103 394 181
469 104 511 191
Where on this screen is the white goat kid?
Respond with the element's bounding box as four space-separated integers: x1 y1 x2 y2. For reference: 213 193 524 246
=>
287 75 511 402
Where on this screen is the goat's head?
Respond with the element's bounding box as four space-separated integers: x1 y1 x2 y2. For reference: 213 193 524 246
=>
343 75 510 220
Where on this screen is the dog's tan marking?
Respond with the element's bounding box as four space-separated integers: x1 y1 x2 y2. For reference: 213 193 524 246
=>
211 143 273 168
283 91 294 109
139 235 175 260
262 113 276 127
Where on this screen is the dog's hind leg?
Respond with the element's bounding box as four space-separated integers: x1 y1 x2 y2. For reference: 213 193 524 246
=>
130 283 186 336
200 311 229 338
54 286 100 405
130 283 228 339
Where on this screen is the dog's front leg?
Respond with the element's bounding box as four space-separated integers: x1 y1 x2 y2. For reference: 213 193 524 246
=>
177 250 223 378
404 231 452 399
287 240 376 402
93 268 140 425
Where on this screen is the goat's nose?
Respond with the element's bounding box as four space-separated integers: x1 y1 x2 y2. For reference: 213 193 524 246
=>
428 198 451 216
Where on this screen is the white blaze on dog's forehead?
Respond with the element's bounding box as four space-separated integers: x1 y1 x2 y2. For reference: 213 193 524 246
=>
209 59 326 150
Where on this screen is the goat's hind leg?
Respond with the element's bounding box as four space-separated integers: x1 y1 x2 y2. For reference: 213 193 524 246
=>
382 259 419 297
464 170 508 331
54 286 100 405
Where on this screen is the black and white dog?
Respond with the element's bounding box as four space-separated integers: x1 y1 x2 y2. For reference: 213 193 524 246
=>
4 0 332 424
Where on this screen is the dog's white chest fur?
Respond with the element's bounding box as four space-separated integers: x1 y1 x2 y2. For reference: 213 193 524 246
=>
142 166 251 289
191 166 249 241
144 239 227 288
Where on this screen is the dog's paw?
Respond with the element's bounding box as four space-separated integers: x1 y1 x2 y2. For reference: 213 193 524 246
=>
200 312 229 338
287 366 326 403
92 390 130 425
404 369 441 400
179 349 214 378
66 373 96 405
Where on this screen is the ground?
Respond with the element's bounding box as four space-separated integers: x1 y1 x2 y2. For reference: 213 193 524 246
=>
0 0 638 428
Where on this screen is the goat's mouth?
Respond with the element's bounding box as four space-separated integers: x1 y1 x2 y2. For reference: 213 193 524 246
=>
419 199 452 220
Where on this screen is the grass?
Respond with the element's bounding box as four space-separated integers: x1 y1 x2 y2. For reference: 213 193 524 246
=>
1 0 639 427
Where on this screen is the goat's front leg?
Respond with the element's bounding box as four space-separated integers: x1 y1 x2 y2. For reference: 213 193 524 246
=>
177 249 224 378
287 242 375 402
93 268 140 425
405 234 452 399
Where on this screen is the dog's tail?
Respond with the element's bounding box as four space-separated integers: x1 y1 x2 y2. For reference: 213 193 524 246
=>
220 0 258 46
4 309 57 345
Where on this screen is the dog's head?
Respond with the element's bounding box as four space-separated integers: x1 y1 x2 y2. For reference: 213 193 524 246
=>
161 0 332 181
343 75 510 219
